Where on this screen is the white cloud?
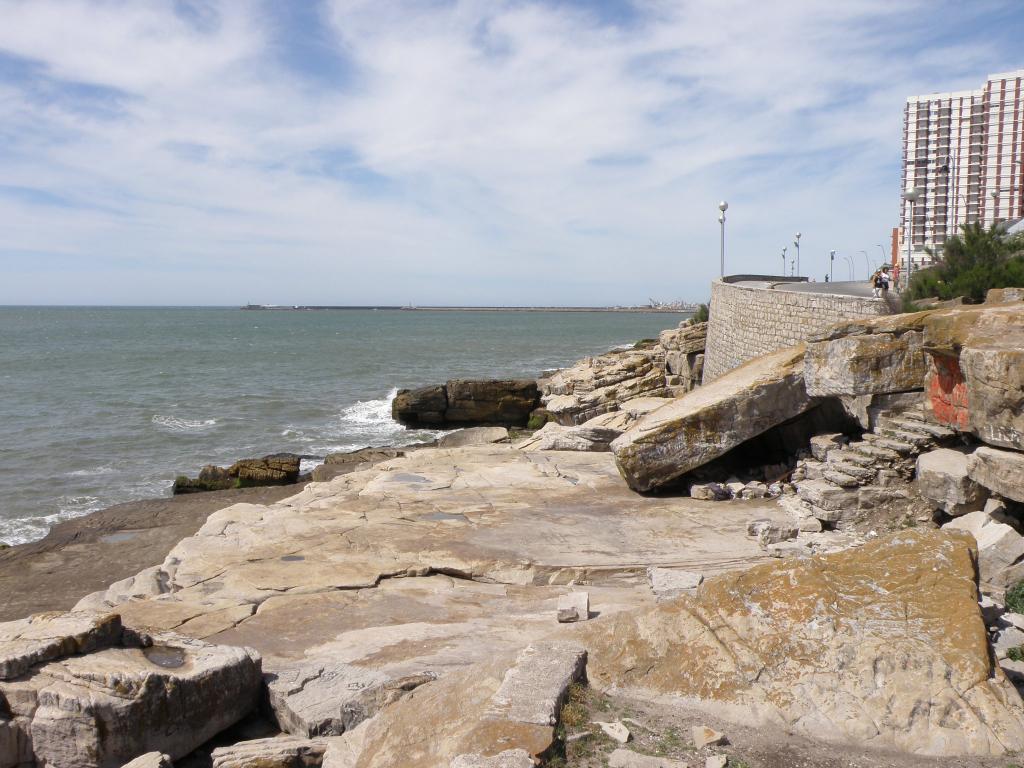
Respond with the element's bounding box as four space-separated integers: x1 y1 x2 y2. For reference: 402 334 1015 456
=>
0 0 1020 304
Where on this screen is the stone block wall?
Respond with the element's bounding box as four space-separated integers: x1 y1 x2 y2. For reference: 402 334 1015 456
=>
703 277 892 382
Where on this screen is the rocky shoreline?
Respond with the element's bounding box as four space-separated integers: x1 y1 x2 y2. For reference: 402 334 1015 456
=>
5 305 1024 768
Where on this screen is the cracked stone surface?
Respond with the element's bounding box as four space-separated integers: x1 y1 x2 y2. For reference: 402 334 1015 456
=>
1 631 261 768
70 446 773 748
582 529 1024 757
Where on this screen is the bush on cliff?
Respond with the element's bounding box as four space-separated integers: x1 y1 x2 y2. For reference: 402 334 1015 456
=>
907 222 1024 305
690 303 709 325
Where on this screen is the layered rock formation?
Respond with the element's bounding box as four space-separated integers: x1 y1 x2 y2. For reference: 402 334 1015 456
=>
174 454 302 494
612 346 813 492
392 380 539 428
0 611 261 767
583 529 1024 757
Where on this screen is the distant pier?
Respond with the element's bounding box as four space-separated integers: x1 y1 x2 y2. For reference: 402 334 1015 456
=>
241 304 694 314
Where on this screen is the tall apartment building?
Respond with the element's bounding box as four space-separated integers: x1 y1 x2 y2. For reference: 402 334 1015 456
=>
900 69 1024 267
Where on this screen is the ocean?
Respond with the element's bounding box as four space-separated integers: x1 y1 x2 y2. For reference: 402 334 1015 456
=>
0 306 685 545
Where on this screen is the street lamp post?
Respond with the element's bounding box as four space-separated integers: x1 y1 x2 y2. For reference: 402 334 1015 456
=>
876 244 887 268
781 246 787 276
829 250 835 282
904 187 921 290
718 201 728 278
859 250 870 278
843 255 854 281
794 232 801 276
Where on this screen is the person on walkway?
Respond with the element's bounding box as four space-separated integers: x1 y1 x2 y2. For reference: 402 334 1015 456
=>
870 265 892 297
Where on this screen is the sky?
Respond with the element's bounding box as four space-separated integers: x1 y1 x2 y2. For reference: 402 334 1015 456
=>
1 0 1023 306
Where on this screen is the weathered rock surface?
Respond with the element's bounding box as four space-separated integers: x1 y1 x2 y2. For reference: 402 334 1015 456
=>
608 749 689 768
582 529 1024 756
121 753 173 768
0 610 121 680
72 446 771 749
230 454 302 487
917 448 986 516
960 338 1024 451
438 427 510 448
647 567 702 599
612 346 813 492
336 642 585 767
556 591 590 623
660 321 707 394
312 448 406 482
516 422 622 452
968 446 1024 504
945 509 1024 588
391 385 448 427
0 627 262 768
175 454 302 494
210 736 327 768
804 329 926 396
541 348 668 426
266 659 433 737
393 380 539 428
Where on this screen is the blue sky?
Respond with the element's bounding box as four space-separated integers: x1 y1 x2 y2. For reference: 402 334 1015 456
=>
1 0 1022 305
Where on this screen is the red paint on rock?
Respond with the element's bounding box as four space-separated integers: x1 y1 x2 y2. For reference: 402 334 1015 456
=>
928 354 969 429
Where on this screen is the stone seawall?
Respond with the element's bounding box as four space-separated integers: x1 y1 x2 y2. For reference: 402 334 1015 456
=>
703 276 892 381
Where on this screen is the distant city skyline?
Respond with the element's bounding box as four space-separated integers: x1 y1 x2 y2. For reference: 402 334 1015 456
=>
1 0 1023 305
900 68 1024 267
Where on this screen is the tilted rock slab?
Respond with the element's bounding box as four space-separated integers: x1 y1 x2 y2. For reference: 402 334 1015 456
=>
804 328 926 397
0 610 122 681
582 529 1024 757
612 345 813 492
0 627 262 768
916 448 986 516
968 445 1024 504
210 736 328 768
331 641 585 768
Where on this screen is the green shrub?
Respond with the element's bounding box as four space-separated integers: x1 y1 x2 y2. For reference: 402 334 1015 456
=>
1008 646 1024 663
907 223 1024 303
690 303 709 325
1006 580 1024 614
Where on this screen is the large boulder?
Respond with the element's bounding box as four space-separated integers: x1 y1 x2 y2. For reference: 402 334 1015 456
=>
804 329 926 396
583 529 1024 756
392 381 539 428
612 345 813 492
916 448 986 516
0 618 262 768
968 446 1024 503
444 380 539 426
229 454 301 487
211 736 328 768
392 385 448 427
960 338 1024 451
922 303 1024 448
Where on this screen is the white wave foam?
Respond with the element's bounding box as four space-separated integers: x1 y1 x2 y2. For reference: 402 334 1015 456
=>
299 458 323 474
66 465 116 477
609 342 636 351
331 388 443 449
151 414 218 432
0 496 104 546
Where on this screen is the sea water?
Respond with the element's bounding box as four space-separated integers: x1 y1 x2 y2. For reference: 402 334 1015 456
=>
0 306 685 544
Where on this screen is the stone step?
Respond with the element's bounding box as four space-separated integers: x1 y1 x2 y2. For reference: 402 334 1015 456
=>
828 447 875 467
826 459 877 483
886 417 957 440
845 441 901 463
899 407 928 423
875 425 935 447
799 460 826 480
823 469 863 488
796 479 860 511
862 433 917 455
